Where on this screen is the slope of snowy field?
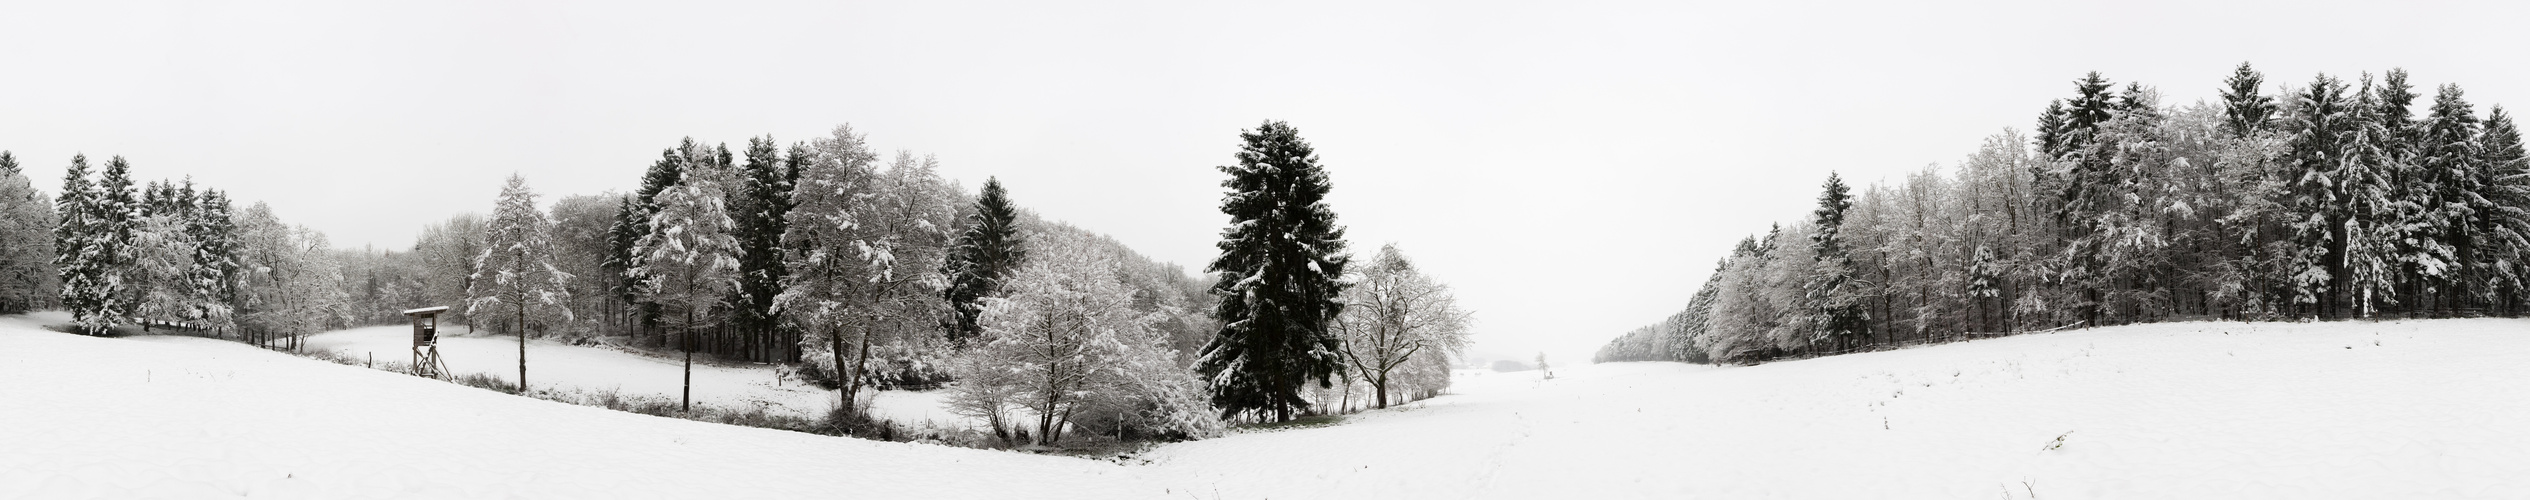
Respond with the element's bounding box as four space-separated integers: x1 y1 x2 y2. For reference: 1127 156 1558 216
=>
298 326 968 428
9 312 2530 498
1146 319 2530 499
0 313 1164 499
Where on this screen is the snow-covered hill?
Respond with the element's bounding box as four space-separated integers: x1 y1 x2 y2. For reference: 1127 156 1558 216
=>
8 313 2530 498
0 313 1163 499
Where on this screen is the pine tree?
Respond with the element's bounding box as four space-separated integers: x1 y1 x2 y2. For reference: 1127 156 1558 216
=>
2341 73 2412 318
2476 106 2530 313
1195 120 1352 423
53 155 99 333
2044 72 2123 326
944 177 1027 345
2221 62 2276 138
1807 172 1869 350
183 185 235 335
728 136 793 362
2419 83 2487 314
604 195 640 334
56 155 137 335
0 152 59 314
469 174 574 392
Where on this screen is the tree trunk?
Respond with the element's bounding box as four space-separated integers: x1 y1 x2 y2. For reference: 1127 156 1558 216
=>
517 300 528 393
1373 369 1392 409
829 323 848 412
683 305 694 413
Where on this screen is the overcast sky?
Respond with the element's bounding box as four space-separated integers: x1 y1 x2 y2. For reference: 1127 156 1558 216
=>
7 1 2529 364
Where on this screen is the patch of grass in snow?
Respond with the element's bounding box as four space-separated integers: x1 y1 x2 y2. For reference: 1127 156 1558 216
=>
1235 414 1345 432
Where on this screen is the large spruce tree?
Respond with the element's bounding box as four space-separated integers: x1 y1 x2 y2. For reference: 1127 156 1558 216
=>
2221 62 2276 138
943 177 1026 345
1806 172 1868 349
2478 106 2530 313
1195 120 1351 423
729 136 794 361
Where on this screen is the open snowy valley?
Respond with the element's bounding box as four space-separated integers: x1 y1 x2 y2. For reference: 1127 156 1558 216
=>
9 312 2529 499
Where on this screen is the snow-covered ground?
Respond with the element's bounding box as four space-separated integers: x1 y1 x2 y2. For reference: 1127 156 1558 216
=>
0 313 1163 499
297 326 969 428
9 313 2530 498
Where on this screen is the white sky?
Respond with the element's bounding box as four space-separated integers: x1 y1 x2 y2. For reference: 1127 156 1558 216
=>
7 1 2528 364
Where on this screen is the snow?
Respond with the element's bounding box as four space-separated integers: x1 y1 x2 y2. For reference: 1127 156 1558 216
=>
0 314 1164 499
10 313 2530 498
1152 319 2530 499
295 326 969 428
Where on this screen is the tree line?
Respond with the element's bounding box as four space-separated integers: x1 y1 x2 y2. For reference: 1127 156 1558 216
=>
7 120 1473 445
1599 63 2530 365
26 152 350 350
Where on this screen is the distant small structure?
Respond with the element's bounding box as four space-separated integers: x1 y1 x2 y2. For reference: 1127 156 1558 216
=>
403 306 451 379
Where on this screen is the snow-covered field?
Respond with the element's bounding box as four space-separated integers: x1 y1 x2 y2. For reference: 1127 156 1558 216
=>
0 313 1161 499
297 326 968 428
9 312 2530 498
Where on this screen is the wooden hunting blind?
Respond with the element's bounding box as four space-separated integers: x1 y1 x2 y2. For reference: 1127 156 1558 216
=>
403 306 451 379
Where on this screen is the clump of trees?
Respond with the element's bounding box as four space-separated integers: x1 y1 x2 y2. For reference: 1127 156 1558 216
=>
1600 63 2530 365
45 153 343 346
19 118 1478 449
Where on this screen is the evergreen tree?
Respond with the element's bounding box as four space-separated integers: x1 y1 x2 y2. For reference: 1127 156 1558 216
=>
2477 106 2530 313
2034 100 2069 155
469 174 574 392
1806 172 1868 349
1194 120 1352 422
2343 73 2412 318
604 195 640 333
728 136 793 361
944 177 1027 345
56 155 136 335
2280 74 2356 317
186 186 237 335
52 155 99 333
2420 83 2488 314
2221 62 2276 138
